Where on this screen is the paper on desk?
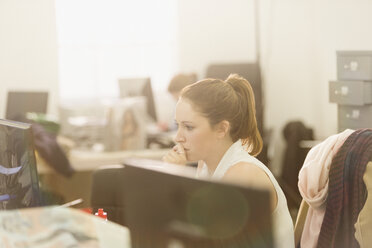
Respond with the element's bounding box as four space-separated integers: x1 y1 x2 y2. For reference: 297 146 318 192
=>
0 206 131 248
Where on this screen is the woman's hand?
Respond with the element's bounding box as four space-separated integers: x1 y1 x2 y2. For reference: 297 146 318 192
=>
162 143 187 165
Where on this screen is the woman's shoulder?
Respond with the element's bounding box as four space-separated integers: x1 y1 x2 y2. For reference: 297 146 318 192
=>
223 162 272 189
223 161 278 210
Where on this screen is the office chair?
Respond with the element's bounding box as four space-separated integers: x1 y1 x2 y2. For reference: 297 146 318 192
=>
295 129 372 248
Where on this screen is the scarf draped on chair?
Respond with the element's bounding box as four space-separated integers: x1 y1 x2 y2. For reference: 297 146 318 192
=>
317 129 372 248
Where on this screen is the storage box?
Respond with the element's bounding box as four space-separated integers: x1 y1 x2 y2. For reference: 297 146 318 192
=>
337 51 372 81
329 80 372 105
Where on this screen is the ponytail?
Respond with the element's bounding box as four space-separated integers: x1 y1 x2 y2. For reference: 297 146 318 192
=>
181 74 263 156
225 74 263 156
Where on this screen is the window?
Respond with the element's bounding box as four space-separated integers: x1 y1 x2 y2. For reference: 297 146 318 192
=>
55 0 178 100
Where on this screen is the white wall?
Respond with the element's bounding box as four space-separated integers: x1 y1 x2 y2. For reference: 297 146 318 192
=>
178 0 372 168
177 0 257 77
259 0 372 138
259 0 372 168
0 0 59 118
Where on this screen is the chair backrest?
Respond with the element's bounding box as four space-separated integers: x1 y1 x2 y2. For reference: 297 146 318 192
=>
281 121 314 212
294 161 372 248
295 157 372 248
354 161 372 248
91 165 128 225
294 200 309 247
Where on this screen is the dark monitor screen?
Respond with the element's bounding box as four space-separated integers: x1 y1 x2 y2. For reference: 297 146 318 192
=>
5 91 48 121
118 78 157 122
120 159 273 248
0 119 41 209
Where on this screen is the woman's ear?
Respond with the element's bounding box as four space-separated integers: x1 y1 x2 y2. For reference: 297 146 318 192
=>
215 120 230 138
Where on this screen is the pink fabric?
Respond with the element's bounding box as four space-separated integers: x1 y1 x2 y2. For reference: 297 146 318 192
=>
298 129 354 248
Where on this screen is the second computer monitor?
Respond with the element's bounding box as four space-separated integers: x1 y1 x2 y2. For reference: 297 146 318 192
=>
118 77 157 122
5 91 48 121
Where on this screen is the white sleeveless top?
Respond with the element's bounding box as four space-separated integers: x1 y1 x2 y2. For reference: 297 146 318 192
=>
196 140 294 248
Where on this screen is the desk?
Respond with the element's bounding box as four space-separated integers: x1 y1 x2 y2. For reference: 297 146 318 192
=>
38 148 169 173
38 148 170 207
0 206 131 248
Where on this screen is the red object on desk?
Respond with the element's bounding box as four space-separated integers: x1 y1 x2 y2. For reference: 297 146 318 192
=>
94 208 107 220
80 208 93 214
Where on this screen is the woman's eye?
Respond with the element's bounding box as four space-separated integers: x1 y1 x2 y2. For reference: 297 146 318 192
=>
185 125 194 131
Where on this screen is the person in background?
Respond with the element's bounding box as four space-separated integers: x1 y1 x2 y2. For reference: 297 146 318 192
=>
120 109 139 150
162 74 294 248
167 73 198 101
158 73 197 132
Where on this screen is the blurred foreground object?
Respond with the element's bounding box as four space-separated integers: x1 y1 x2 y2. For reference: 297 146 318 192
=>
0 206 130 248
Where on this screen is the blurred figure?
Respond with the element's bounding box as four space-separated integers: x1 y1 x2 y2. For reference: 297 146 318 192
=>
121 109 139 150
158 73 197 131
167 73 197 101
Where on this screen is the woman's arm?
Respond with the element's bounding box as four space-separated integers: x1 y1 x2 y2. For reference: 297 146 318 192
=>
222 162 278 211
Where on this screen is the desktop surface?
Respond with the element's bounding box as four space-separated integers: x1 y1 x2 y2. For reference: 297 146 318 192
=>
0 206 130 248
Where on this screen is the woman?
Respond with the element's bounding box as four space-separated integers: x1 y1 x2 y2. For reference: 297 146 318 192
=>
163 74 294 248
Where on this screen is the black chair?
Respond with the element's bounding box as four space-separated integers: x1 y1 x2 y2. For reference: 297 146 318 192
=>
90 165 128 226
279 121 314 213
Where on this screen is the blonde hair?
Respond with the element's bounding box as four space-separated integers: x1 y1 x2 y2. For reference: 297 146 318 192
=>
180 74 263 156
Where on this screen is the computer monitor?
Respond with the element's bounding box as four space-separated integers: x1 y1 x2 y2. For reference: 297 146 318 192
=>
118 77 157 122
0 119 41 209
91 158 273 248
5 91 48 121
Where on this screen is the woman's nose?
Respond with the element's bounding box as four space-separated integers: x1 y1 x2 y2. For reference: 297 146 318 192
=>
174 129 185 143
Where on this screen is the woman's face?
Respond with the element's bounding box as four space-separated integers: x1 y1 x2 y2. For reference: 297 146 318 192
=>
174 98 219 162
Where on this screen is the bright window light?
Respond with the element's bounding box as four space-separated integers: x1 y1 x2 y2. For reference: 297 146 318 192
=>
55 0 178 100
